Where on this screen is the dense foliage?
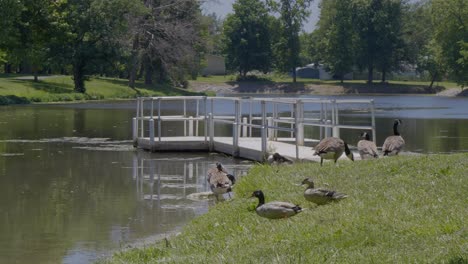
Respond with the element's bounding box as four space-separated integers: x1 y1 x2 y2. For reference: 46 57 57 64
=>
0 0 466 91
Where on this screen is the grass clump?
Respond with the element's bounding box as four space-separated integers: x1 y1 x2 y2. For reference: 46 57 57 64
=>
103 153 468 263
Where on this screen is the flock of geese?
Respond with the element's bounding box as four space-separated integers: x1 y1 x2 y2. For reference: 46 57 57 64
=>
206 119 405 219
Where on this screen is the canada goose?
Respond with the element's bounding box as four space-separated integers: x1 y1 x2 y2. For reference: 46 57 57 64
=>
313 137 354 166
267 152 294 165
207 162 235 198
357 132 379 159
251 190 302 219
300 178 348 205
382 119 405 156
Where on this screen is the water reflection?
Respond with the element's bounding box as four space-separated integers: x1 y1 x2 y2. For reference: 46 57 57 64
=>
0 138 251 264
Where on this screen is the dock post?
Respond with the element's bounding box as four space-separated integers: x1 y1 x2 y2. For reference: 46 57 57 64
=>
295 100 304 146
242 117 247 137
261 126 267 161
233 122 239 157
209 113 214 151
333 101 340 138
188 116 193 137
325 119 332 138
149 119 155 150
132 117 138 147
267 117 274 140
370 100 376 144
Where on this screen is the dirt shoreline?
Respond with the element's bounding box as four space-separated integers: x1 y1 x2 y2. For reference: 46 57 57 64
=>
189 81 466 97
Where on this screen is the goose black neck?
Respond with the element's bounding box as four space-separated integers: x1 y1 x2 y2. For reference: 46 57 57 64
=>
393 122 400 136
344 143 351 155
256 192 265 207
364 133 370 141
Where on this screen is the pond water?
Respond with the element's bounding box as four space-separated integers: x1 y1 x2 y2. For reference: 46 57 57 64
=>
0 95 467 263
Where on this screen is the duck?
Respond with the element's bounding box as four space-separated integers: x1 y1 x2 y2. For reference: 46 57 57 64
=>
357 132 379 159
267 152 294 165
382 119 405 156
300 178 348 205
251 190 302 219
313 137 354 166
207 162 235 198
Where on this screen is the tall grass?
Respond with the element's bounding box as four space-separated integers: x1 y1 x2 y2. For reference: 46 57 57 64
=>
104 154 467 263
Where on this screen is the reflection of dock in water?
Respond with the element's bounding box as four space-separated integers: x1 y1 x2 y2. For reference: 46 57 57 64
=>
132 152 250 212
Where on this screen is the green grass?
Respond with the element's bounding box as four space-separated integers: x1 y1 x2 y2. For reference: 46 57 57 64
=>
192 74 459 89
103 153 468 263
0 75 205 105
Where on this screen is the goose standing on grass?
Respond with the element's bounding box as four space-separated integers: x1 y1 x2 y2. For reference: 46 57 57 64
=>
300 178 348 205
382 119 405 156
357 132 379 159
251 190 302 219
207 162 236 199
267 152 294 165
313 137 354 166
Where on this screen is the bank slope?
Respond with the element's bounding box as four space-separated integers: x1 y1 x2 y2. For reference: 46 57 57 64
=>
0 75 204 105
105 154 468 263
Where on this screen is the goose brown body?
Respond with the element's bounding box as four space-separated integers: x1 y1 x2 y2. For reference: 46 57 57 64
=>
357 132 379 159
267 152 294 165
382 119 405 156
301 178 348 205
207 162 235 195
313 137 354 166
251 190 302 219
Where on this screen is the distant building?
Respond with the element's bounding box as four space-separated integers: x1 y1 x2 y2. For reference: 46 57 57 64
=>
201 54 226 76
296 64 353 80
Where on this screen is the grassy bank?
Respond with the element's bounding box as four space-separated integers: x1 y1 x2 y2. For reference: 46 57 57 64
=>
0 75 205 105
194 74 459 88
104 153 467 263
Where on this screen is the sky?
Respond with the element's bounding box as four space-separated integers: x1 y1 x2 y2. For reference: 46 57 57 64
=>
201 0 321 33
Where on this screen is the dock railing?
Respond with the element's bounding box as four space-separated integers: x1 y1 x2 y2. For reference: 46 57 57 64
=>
133 96 376 160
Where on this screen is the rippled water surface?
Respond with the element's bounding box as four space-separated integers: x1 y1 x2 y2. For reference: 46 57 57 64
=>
0 95 467 263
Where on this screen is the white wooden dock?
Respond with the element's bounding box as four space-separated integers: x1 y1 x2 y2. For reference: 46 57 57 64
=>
133 96 375 162
136 136 360 163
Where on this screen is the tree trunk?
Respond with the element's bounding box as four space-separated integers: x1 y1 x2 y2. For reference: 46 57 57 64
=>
128 36 139 89
429 72 437 89
73 63 86 93
381 69 386 83
292 67 297 83
4 63 12 74
32 64 38 82
367 65 374 84
144 61 153 85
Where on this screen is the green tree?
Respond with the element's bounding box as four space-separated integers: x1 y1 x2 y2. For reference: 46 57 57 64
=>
49 0 137 93
17 0 53 81
0 0 22 69
128 0 203 87
431 0 468 88
316 0 355 82
223 0 273 77
352 0 405 83
269 0 313 83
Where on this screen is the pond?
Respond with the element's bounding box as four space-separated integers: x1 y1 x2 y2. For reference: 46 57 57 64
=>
0 95 467 263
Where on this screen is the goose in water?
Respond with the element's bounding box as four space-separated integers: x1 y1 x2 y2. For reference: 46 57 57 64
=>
300 178 348 205
251 190 302 219
357 132 379 159
382 119 405 156
313 137 354 166
267 152 294 165
207 162 235 198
